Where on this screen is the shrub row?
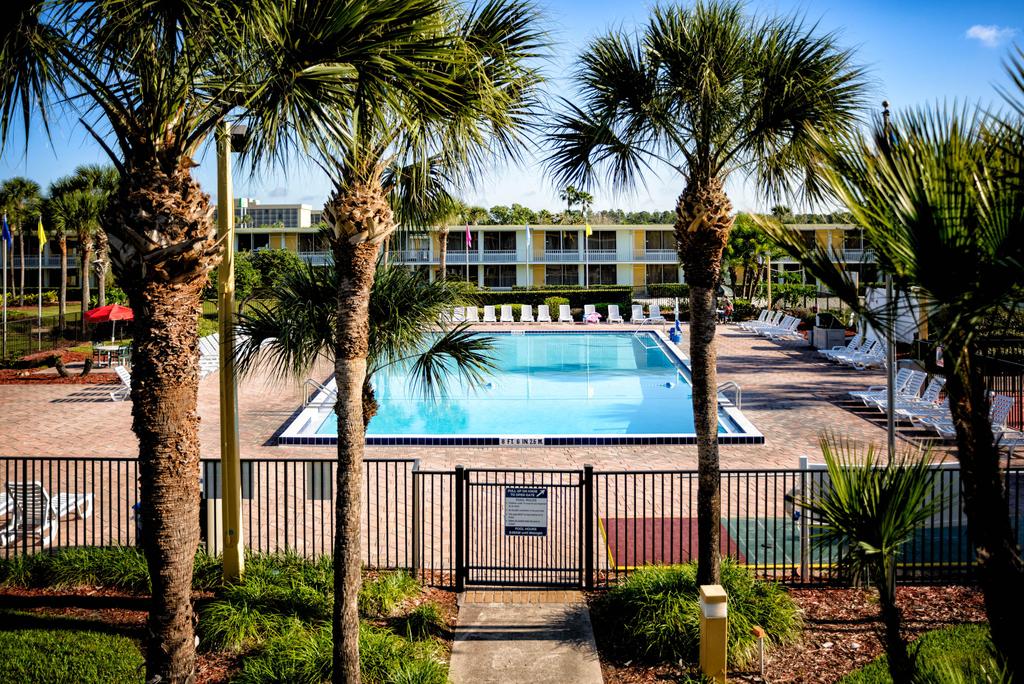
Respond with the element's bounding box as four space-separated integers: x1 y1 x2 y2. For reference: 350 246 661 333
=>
471 286 632 310
647 283 690 298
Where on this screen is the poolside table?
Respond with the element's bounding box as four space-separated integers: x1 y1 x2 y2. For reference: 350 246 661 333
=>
93 344 121 367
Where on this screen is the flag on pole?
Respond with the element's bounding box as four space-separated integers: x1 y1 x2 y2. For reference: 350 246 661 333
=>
465 223 472 248
37 216 46 253
585 222 592 237
524 223 530 247
1 214 11 251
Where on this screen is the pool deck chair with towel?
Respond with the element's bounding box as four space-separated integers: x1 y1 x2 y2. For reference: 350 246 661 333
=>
483 305 497 323
536 305 552 323
607 305 624 323
2 481 94 547
559 304 575 323
521 305 535 323
500 305 515 323
111 366 132 402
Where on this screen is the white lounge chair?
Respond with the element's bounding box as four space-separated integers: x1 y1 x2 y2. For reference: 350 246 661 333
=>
500 305 515 323
887 376 946 417
583 304 602 323
647 304 666 322
536 305 552 323
465 306 480 323
867 371 929 411
820 335 867 361
558 304 575 323
741 311 783 333
607 304 624 324
483 305 497 323
520 305 535 323
925 395 1015 440
760 316 798 338
2 481 94 547
849 368 915 404
741 310 769 330
849 343 887 370
111 365 132 402
831 338 878 365
452 307 466 323
630 304 645 323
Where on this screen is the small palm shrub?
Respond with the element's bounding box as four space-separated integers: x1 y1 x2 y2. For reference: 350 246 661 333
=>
594 559 800 667
397 601 447 641
359 571 420 618
543 296 570 313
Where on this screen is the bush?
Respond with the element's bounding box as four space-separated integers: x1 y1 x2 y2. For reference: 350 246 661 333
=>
0 547 150 593
358 571 420 618
473 286 633 310
397 601 448 641
593 560 801 668
732 298 757 321
840 624 1001 683
250 249 305 293
647 283 689 298
0 609 145 683
543 296 570 314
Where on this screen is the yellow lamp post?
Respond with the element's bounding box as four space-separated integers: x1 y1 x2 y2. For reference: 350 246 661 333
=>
217 121 246 581
699 584 728 683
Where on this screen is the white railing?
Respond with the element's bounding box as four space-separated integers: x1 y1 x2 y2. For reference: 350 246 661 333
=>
543 250 581 262
635 249 677 262
717 381 742 408
303 378 337 407
296 251 332 266
446 251 477 264
12 256 80 269
480 250 518 263
395 250 432 263
586 249 618 262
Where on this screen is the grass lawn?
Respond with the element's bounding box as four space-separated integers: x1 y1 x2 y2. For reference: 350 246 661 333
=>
0 609 144 684
840 624 998 683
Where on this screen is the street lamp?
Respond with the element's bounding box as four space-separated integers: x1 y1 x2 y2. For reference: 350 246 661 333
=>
217 122 248 581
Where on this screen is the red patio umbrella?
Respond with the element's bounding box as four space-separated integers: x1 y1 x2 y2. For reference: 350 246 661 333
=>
84 304 134 341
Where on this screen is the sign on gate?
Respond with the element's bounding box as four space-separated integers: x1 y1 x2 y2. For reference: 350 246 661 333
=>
504 487 548 536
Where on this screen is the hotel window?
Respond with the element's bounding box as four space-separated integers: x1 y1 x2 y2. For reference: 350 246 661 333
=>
843 229 864 251
298 233 329 253
587 264 617 285
483 265 517 288
586 231 616 251
445 265 478 282
645 231 672 250
646 264 679 284
446 231 470 252
483 231 516 251
800 231 817 249
544 230 578 252
545 265 579 286
237 233 270 251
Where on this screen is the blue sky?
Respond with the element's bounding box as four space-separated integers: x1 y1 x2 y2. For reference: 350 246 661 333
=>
1 0 1021 214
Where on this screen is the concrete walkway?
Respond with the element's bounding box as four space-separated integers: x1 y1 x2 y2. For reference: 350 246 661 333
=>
448 590 604 684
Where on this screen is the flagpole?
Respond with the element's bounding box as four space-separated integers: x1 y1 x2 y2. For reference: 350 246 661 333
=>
37 246 42 350
465 223 470 282
525 224 531 289
2 235 6 359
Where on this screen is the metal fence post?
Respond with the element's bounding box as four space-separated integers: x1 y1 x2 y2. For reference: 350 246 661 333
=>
411 460 420 578
454 465 465 593
583 464 594 590
799 455 809 583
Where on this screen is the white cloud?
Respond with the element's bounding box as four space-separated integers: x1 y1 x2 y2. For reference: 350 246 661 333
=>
267 185 288 198
965 24 1017 48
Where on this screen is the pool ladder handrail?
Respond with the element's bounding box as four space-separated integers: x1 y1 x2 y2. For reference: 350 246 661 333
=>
717 380 742 409
303 378 337 407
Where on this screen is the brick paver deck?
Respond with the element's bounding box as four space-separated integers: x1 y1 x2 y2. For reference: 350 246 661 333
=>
0 323 951 469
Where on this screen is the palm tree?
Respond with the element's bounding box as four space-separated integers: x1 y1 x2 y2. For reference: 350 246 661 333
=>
234 260 495 426
0 177 41 305
546 0 865 585
74 166 118 311
297 5 542 678
0 2 429 680
762 79 1024 677
798 435 942 682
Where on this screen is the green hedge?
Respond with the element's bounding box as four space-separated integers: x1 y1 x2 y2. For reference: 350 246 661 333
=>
647 283 690 298
472 287 632 310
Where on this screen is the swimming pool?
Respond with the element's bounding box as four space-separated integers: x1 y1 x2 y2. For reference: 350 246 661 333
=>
278 331 762 446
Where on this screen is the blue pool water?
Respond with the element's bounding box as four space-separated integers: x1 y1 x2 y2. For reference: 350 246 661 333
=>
310 332 742 440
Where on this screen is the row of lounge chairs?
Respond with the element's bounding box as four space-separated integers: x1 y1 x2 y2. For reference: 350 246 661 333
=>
737 310 804 342
448 304 666 325
0 481 93 547
818 334 886 370
110 332 225 402
848 368 1021 442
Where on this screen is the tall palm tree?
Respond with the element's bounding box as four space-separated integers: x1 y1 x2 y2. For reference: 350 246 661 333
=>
296 5 543 679
0 177 41 305
799 435 942 682
763 79 1024 676
0 2 419 681
546 0 865 585
234 261 495 426
73 166 118 311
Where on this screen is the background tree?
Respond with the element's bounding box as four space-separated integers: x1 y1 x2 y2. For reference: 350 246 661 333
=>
0 2 381 680
799 435 942 682
763 78 1024 677
42 181 81 333
723 213 781 299
0 177 41 305
546 0 865 584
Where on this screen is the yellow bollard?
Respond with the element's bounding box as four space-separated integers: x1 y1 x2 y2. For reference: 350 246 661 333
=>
699 584 728 683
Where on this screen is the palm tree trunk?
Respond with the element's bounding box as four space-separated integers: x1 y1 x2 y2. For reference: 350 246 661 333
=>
325 179 393 684
675 178 733 586
438 228 448 280
876 559 912 681
80 240 91 339
97 266 106 308
943 340 1024 679
17 229 25 306
128 277 203 684
59 237 67 334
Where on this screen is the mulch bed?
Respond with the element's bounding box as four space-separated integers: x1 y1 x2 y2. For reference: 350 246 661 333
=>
0 348 117 385
594 584 987 684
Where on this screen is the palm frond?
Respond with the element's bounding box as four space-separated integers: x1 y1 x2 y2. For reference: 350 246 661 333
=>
407 325 496 399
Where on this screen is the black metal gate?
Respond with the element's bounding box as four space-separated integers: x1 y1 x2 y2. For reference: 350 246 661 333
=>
455 467 591 589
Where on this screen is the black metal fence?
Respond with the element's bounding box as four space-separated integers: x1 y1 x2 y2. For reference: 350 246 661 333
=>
2 456 1022 591
1 311 86 360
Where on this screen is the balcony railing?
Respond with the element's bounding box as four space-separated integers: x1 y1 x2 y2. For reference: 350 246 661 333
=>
480 250 518 263
542 250 581 262
446 251 477 264
635 249 677 262
12 256 81 269
394 250 432 263
296 251 332 266
585 249 618 262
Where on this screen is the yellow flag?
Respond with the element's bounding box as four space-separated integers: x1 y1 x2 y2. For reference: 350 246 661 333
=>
37 216 46 253
585 222 592 237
